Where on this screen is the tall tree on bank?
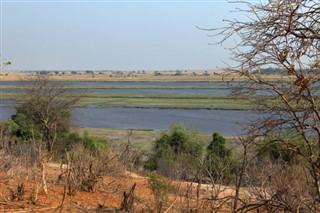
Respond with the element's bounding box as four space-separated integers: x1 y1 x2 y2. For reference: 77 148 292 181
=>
13 75 80 153
11 75 80 192
212 0 320 211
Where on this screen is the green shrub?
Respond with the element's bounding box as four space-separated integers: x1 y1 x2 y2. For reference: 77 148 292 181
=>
205 132 234 184
54 131 108 160
61 131 107 152
81 131 108 152
7 100 72 150
146 125 204 180
207 133 231 158
257 133 301 164
8 113 38 142
2 119 27 143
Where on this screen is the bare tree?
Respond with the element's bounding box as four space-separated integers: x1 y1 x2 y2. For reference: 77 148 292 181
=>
211 0 320 211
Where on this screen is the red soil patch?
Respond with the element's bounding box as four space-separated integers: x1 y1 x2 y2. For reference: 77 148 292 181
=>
0 163 239 212
0 165 157 212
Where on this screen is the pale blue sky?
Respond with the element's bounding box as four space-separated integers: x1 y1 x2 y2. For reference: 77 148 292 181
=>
1 0 244 71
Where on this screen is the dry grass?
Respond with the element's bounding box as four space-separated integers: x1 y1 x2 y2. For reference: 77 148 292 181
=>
0 71 289 82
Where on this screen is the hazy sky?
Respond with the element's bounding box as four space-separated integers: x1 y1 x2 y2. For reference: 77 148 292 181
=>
1 0 245 71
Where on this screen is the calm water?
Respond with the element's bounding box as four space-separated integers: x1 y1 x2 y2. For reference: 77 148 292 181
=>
0 107 16 121
0 81 260 135
73 107 256 135
0 106 256 135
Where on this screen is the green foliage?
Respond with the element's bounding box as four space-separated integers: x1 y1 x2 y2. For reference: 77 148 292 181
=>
2 119 19 132
3 76 107 156
154 125 203 158
7 113 38 142
207 133 231 158
4 102 107 158
10 101 71 143
81 131 108 152
257 142 294 163
61 131 108 152
257 133 301 164
6 76 79 154
50 131 108 162
205 132 234 184
146 125 203 180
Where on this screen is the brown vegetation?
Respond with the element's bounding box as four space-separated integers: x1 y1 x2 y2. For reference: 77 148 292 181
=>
0 146 241 212
0 70 288 82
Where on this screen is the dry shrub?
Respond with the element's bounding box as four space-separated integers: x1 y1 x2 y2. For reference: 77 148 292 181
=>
64 144 123 195
0 142 38 180
110 130 146 170
8 183 25 201
120 183 136 212
148 173 176 204
239 159 315 212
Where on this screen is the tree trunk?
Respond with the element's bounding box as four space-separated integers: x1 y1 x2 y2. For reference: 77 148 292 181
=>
40 161 48 194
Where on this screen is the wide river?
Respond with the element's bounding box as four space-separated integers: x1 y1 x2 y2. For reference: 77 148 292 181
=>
0 81 260 135
0 106 256 135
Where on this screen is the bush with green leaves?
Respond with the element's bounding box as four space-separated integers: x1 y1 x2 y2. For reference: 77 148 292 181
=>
204 132 234 184
257 132 302 164
12 99 72 141
0 119 23 145
145 125 204 180
54 131 108 158
7 111 40 142
257 142 294 163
